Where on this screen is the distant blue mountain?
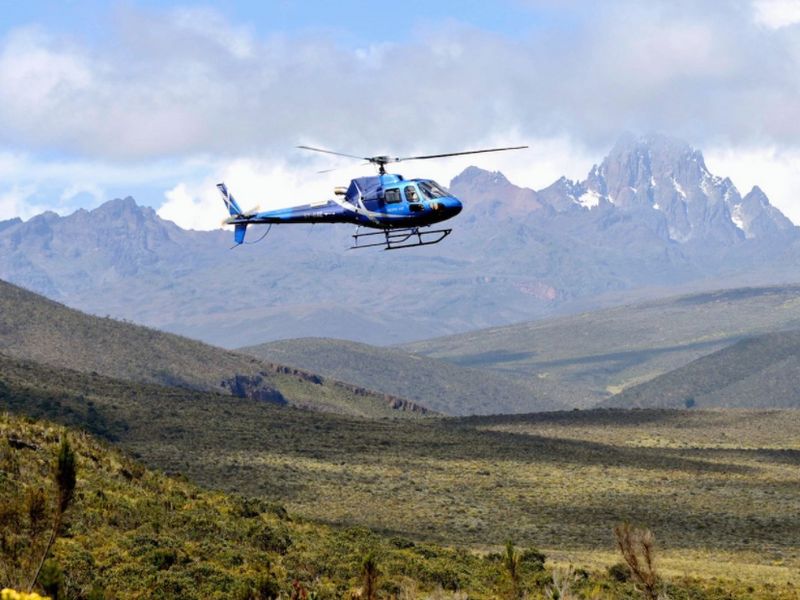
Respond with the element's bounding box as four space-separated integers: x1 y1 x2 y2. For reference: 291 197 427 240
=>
1 134 799 348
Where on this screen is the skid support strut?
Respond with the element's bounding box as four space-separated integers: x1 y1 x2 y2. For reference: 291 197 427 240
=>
351 226 452 250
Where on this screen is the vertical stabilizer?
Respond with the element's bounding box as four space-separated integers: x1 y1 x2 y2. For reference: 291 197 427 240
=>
218 182 248 245
217 182 244 217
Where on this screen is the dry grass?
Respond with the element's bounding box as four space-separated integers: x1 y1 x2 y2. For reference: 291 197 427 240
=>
3 355 799 595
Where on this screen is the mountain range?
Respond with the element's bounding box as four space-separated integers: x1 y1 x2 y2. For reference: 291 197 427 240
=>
246 285 800 413
1 133 799 349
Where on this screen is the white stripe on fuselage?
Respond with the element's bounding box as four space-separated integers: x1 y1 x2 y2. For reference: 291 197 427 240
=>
330 196 413 222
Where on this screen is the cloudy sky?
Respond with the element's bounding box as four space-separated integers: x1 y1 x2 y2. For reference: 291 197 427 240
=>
2 0 800 227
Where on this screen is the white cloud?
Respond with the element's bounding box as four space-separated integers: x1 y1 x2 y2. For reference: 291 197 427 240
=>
753 0 800 28
1 3 800 226
0 3 799 160
59 182 105 205
0 184 41 221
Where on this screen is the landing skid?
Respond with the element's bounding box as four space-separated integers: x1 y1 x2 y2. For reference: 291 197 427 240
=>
351 226 452 250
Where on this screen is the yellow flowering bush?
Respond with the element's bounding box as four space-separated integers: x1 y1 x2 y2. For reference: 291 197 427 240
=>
1 590 51 600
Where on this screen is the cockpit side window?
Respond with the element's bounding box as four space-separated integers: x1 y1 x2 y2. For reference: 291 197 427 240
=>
385 188 402 204
404 185 419 203
419 181 448 199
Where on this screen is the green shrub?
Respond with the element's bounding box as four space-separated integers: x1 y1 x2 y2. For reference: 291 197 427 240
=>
519 548 545 569
87 583 107 600
149 547 178 570
250 522 292 554
255 572 281 599
25 488 47 536
38 559 64 599
607 561 630 582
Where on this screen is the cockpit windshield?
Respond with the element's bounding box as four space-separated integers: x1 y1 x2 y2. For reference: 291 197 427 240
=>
418 180 449 200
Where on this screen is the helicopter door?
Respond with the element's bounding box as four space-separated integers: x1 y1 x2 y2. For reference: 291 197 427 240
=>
382 188 404 214
404 185 424 212
384 188 402 204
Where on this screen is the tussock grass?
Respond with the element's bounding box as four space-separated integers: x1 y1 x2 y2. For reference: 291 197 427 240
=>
3 355 798 595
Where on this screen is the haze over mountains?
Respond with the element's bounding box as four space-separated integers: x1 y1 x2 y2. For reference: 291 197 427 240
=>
248 285 800 413
1 133 799 349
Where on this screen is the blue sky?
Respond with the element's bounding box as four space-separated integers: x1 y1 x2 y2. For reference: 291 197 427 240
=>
0 1 569 45
2 1 800 227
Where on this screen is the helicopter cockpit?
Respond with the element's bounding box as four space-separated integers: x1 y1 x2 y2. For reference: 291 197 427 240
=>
343 176 453 210
377 180 451 204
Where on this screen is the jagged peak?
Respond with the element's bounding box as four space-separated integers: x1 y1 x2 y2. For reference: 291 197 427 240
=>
744 185 769 204
91 196 142 212
0 217 22 230
451 166 510 187
88 197 159 222
29 210 60 221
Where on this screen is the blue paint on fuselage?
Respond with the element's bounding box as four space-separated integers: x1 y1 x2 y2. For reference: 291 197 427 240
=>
234 173 462 230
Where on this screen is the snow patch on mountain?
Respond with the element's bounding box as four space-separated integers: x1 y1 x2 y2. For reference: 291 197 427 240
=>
578 190 601 209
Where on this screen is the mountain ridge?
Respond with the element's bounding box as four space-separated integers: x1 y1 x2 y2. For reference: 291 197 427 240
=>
400 284 800 409
241 336 563 415
601 329 800 409
0 278 430 417
2 133 800 347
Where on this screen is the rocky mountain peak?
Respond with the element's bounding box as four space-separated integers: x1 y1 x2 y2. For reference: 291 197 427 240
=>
575 134 752 243
450 166 510 188
90 197 158 222
450 167 541 218
745 185 768 205
731 185 795 239
0 217 22 233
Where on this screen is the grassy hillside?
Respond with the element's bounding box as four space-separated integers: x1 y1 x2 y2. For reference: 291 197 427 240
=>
8 414 793 600
2 353 798 593
401 285 800 408
1 412 555 599
241 338 563 415
603 329 800 408
0 280 427 418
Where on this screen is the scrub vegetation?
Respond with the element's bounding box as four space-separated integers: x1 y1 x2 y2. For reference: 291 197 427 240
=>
2 279 799 597
2 413 797 599
2 354 798 597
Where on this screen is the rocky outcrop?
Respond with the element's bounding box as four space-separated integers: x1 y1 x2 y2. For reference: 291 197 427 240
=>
221 374 287 405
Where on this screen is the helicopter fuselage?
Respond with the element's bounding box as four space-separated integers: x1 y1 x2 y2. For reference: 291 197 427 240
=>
223 173 462 231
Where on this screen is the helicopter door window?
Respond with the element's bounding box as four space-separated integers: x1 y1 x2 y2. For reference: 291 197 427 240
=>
404 186 419 203
384 188 402 204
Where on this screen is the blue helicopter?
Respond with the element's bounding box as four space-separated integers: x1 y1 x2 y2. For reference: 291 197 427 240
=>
218 144 527 250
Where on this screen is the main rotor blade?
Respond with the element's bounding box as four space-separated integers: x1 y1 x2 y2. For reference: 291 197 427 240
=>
317 162 372 174
395 145 529 162
297 145 368 161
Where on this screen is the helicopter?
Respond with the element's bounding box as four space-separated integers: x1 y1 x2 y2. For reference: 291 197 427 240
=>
218 144 527 250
